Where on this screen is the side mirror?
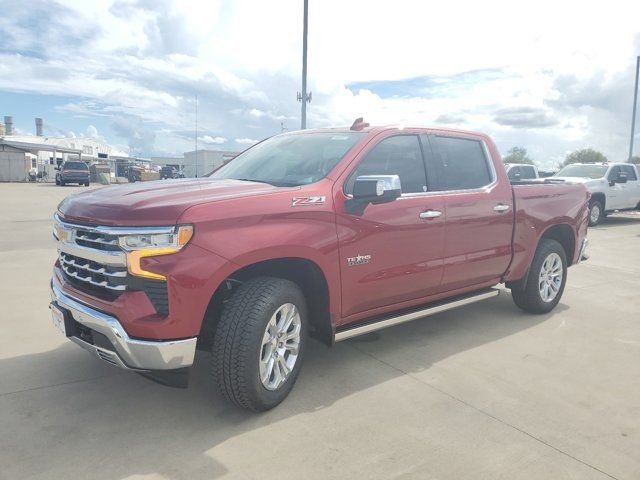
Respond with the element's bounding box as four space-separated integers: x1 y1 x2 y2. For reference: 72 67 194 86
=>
352 175 402 204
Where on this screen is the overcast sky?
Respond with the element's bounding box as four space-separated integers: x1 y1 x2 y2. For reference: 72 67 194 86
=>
0 0 639 168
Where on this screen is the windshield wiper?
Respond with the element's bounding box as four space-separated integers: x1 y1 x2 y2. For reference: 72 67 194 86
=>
235 178 300 187
236 178 275 185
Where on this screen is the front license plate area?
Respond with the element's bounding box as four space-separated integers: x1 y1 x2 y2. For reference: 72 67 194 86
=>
51 304 68 336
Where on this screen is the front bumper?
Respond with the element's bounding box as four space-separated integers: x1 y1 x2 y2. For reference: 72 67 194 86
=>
50 276 196 371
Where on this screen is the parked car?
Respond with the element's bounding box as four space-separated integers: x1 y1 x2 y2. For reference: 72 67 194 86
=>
55 161 90 186
553 162 640 226
161 166 185 179
50 123 589 411
505 163 539 181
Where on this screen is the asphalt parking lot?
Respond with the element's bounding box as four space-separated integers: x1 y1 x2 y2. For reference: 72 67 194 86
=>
1 182 639 480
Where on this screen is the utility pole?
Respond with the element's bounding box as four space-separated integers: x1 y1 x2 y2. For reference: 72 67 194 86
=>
630 56 640 161
195 94 198 177
297 0 311 129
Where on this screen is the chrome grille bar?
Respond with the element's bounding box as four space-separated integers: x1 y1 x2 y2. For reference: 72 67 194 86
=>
59 253 126 278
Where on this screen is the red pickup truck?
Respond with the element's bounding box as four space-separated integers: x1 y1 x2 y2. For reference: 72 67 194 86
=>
50 123 589 411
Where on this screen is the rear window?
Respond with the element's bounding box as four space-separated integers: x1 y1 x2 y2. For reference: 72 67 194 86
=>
64 162 88 170
429 136 492 191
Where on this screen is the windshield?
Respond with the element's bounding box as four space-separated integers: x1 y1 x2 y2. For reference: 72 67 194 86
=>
555 164 607 179
64 162 88 170
210 132 366 186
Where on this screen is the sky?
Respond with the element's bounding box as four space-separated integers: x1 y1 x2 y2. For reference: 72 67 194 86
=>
0 0 639 168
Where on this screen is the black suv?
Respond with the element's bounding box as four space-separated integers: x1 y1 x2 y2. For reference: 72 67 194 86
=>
56 161 90 186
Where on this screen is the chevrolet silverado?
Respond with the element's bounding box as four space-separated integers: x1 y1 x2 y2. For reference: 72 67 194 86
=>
50 122 590 411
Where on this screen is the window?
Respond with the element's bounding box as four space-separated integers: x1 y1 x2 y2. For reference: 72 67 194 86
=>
429 136 492 191
520 166 537 179
621 165 638 181
507 166 520 181
607 166 621 181
346 135 426 194
63 161 88 171
556 164 608 179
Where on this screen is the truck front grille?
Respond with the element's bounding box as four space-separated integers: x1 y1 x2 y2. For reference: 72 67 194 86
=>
74 229 120 251
59 252 127 292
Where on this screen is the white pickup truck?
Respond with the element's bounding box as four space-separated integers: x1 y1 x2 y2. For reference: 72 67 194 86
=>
554 162 640 226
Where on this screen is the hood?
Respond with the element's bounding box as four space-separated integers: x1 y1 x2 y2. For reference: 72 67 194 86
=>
58 178 286 226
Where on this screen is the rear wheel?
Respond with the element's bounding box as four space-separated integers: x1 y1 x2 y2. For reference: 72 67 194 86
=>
511 238 567 314
84 181 90 186
212 277 307 411
588 199 603 226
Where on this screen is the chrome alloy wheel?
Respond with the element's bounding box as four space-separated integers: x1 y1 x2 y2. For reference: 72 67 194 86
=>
538 252 563 302
259 303 301 390
590 203 601 224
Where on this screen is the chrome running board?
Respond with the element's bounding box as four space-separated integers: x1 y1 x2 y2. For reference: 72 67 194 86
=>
334 288 500 342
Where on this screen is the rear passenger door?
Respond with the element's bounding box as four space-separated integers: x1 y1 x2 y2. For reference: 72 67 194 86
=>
425 134 513 291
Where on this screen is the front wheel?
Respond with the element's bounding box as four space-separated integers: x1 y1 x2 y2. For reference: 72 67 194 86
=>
511 238 567 314
212 277 307 411
588 200 603 226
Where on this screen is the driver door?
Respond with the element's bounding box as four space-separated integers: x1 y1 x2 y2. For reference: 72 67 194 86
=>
335 133 445 322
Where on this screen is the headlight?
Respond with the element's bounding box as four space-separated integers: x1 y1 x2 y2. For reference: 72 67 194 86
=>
121 225 194 280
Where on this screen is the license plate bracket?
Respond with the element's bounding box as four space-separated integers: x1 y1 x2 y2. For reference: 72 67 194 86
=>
51 304 68 337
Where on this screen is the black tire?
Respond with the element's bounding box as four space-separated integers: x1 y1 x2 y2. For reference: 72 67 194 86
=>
588 199 603 226
212 276 307 411
84 182 90 186
511 238 567 314
55 178 60 185
59 180 65 186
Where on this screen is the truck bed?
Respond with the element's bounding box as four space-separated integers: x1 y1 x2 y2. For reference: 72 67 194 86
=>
505 182 590 282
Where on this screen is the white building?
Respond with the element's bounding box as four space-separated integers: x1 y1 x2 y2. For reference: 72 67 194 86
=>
183 149 238 177
0 115 131 182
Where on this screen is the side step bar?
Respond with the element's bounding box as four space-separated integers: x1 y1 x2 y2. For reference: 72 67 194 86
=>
334 288 500 342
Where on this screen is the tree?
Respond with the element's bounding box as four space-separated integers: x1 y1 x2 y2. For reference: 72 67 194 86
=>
502 146 534 165
562 148 607 167
629 156 640 165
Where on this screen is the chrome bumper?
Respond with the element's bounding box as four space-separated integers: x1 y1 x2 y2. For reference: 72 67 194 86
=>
577 238 589 264
50 277 196 371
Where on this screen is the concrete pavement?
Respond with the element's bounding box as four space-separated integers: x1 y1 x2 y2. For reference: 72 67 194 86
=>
1 182 639 480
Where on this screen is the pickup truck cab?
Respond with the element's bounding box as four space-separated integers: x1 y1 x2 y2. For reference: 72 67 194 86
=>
50 123 589 411
55 161 90 187
554 162 640 226
505 163 539 181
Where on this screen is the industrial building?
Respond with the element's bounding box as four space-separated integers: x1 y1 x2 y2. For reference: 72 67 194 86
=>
1 115 240 182
0 116 130 182
184 149 238 177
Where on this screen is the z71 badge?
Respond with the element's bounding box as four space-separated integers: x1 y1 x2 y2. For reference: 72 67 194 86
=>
291 196 326 207
347 254 372 266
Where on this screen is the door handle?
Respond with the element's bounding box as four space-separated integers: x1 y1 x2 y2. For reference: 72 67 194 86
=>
493 204 510 212
419 210 442 219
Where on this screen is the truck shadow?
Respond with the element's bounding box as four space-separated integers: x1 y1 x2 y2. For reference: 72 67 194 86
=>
1 293 563 479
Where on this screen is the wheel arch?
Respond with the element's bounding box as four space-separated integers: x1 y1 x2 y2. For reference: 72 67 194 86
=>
199 256 334 349
590 191 606 211
506 223 575 291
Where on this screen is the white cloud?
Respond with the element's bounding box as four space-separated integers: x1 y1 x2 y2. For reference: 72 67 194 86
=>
235 137 257 145
0 0 639 161
199 135 227 144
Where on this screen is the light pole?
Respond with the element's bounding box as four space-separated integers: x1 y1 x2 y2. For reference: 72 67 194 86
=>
630 56 640 161
298 0 311 129
195 94 199 177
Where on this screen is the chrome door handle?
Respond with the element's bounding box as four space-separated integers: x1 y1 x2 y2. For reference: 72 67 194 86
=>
419 210 442 219
493 204 510 212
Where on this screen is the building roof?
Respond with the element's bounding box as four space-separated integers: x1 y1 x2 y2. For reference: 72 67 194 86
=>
0 137 82 154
